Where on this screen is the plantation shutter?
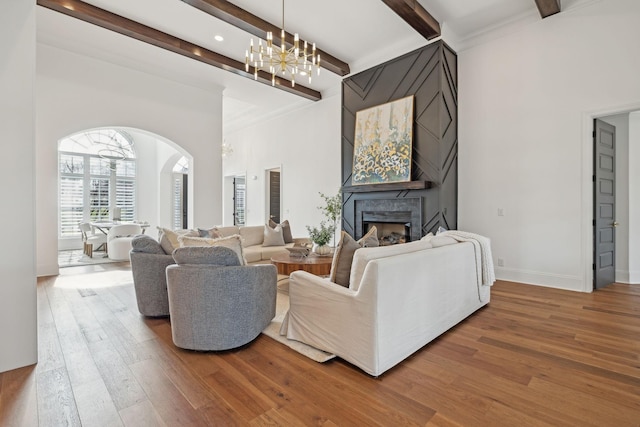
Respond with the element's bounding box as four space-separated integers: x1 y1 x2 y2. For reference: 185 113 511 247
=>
173 175 183 229
59 176 84 237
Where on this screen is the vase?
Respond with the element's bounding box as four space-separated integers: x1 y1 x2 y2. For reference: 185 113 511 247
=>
312 243 332 256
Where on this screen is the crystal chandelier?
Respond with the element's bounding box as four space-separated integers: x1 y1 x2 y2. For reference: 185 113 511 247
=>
245 0 320 87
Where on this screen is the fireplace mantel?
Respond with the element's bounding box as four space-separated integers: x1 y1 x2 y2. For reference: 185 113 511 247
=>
341 180 434 194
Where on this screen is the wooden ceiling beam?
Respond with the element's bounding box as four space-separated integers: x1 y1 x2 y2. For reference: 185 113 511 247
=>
180 0 350 76
37 0 321 101
534 0 561 18
380 0 441 40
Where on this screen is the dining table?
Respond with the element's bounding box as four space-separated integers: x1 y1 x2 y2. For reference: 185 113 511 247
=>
90 221 149 235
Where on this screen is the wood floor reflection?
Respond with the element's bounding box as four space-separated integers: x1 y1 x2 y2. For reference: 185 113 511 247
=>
1 263 639 426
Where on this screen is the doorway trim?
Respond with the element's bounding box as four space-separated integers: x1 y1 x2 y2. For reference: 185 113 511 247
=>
265 165 282 223
223 170 246 226
581 101 640 292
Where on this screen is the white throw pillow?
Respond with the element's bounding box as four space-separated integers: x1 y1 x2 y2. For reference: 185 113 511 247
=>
263 224 285 246
157 227 198 254
177 234 246 265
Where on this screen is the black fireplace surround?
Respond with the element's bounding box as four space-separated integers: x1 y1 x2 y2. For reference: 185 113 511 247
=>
355 198 422 243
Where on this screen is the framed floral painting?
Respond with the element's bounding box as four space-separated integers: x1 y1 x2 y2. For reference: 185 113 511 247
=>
352 95 414 185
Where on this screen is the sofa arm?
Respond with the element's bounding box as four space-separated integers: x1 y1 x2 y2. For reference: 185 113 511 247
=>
284 270 378 374
130 251 175 316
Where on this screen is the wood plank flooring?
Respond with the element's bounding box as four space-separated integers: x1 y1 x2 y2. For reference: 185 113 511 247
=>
1 263 639 426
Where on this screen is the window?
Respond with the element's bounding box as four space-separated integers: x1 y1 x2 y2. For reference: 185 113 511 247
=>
233 176 246 226
172 156 189 229
58 129 136 238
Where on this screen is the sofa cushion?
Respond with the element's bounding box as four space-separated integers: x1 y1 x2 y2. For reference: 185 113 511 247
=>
349 239 433 291
263 224 285 246
177 234 246 265
269 219 293 243
172 246 241 266
242 246 263 263
131 234 166 255
240 225 264 247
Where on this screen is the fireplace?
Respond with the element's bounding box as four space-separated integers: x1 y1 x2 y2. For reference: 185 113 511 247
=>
355 198 422 244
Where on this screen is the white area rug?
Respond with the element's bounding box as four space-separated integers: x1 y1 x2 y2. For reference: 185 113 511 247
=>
58 249 123 268
262 283 335 363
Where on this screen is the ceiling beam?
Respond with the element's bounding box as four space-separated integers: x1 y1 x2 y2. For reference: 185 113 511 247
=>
380 0 441 40
180 0 350 77
37 0 321 101
534 0 561 18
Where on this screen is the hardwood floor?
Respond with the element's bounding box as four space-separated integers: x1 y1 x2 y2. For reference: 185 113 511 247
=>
1 264 639 426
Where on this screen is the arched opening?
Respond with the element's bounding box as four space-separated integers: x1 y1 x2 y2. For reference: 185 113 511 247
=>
58 128 137 238
57 127 191 266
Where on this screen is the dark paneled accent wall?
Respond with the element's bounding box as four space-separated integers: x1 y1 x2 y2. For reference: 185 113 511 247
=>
341 40 458 238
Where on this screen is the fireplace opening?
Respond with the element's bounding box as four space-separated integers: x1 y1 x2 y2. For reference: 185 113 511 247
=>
366 221 410 245
362 210 413 246
355 198 422 243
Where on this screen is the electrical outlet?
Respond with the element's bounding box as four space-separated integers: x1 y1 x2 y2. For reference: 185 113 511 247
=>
497 208 505 217
497 258 504 267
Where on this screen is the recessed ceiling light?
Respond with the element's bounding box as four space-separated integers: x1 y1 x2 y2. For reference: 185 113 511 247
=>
214 35 224 42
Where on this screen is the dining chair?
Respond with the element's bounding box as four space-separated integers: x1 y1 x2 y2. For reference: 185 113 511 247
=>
79 222 108 258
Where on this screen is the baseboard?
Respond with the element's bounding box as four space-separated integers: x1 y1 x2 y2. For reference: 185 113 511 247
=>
625 270 640 285
496 267 587 292
615 269 630 284
37 263 59 277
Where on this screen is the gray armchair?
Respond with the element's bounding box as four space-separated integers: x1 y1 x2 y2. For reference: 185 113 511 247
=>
166 246 277 351
130 234 174 317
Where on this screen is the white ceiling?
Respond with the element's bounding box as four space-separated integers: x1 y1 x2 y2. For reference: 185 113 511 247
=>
35 0 576 132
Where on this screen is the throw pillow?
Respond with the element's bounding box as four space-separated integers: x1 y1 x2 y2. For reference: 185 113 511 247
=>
329 231 364 287
269 219 293 243
358 226 379 248
263 224 285 246
130 234 166 255
172 246 241 266
197 227 222 239
157 227 199 254
157 227 180 254
329 227 380 287
177 234 246 265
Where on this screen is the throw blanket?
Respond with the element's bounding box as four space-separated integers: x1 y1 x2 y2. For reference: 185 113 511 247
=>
439 230 496 288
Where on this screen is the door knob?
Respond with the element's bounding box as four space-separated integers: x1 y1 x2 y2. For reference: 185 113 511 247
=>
613 221 619 227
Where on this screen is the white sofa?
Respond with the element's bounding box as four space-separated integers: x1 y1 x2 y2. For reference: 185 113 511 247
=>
213 225 306 263
280 238 492 376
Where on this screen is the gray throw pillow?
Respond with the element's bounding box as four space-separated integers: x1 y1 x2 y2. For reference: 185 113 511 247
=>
131 234 166 255
329 231 362 287
172 246 242 266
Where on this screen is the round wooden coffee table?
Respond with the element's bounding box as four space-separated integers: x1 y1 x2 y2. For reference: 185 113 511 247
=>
271 252 333 276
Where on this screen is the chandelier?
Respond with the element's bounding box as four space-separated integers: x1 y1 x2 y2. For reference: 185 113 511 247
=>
245 0 320 87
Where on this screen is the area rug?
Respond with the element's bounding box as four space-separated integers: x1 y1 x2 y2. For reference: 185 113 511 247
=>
58 249 124 268
261 280 335 363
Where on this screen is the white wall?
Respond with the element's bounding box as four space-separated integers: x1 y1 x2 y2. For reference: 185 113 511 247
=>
629 112 640 283
223 93 342 237
458 0 640 291
0 0 37 372
36 44 223 276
